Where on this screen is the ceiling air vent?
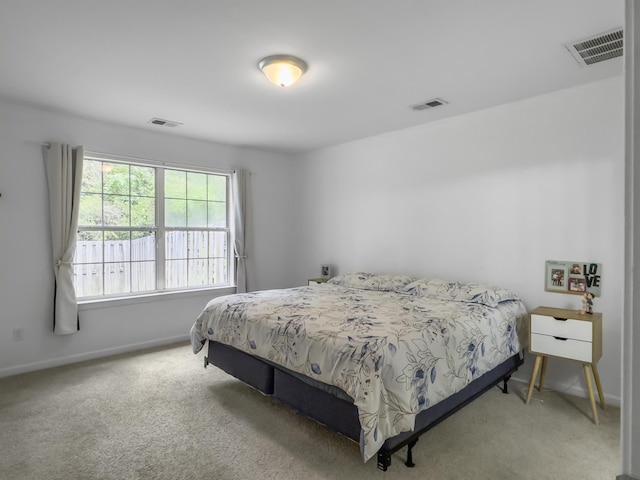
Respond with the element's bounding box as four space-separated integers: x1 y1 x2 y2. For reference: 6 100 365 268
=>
565 28 623 67
148 117 183 128
412 98 448 111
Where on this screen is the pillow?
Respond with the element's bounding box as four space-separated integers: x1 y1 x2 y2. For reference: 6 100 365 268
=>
401 278 520 307
327 272 417 292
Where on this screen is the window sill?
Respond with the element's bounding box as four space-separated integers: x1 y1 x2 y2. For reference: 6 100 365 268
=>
78 286 237 311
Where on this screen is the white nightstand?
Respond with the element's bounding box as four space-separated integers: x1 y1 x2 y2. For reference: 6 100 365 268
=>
308 277 329 286
525 306 605 424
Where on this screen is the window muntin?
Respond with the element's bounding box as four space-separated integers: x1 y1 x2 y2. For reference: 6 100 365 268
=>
74 158 230 299
164 170 228 228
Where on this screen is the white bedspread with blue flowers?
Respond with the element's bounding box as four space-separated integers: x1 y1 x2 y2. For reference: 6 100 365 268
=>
190 273 528 462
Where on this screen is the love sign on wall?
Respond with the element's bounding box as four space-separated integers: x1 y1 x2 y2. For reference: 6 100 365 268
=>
545 260 602 297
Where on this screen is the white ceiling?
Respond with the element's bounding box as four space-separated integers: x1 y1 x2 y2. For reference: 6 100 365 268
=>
0 0 625 154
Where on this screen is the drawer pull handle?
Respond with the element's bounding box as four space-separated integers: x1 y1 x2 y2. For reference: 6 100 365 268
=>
553 336 568 341
553 316 568 321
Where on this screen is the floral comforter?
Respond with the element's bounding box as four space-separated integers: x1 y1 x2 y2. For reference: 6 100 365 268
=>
190 273 528 462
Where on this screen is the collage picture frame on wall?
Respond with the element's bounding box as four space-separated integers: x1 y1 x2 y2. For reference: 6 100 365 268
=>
545 260 602 297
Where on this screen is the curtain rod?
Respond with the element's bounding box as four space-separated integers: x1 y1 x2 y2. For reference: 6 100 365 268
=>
41 142 80 149
40 142 234 175
42 142 79 149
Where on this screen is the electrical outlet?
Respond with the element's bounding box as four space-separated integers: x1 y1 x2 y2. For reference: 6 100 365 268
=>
12 328 24 341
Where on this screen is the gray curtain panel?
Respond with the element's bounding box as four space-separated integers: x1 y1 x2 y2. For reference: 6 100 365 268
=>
232 168 247 293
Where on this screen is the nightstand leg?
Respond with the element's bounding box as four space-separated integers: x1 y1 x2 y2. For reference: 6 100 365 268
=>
526 355 543 405
538 356 548 392
583 363 599 425
591 363 605 409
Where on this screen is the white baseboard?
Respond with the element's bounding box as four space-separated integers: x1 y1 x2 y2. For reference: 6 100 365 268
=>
2 342 622 409
0 335 190 378
510 373 621 408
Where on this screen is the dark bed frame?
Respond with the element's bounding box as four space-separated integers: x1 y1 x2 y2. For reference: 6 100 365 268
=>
204 340 523 471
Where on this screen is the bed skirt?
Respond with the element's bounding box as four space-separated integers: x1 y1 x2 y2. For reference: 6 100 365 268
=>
204 340 523 470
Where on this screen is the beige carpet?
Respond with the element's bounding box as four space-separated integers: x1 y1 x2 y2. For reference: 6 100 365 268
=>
0 342 619 480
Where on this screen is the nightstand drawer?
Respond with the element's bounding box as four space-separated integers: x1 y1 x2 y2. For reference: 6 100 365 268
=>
530 333 593 362
530 314 592 342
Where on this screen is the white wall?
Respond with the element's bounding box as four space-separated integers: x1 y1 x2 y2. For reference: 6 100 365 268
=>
0 100 297 376
0 77 626 407
292 77 624 405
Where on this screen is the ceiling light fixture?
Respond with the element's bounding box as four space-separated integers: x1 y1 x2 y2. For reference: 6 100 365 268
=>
258 54 307 87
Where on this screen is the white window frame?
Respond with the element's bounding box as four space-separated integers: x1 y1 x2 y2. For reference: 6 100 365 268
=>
76 152 235 304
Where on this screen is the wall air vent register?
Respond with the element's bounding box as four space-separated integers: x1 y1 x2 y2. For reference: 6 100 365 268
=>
412 98 449 111
148 118 183 128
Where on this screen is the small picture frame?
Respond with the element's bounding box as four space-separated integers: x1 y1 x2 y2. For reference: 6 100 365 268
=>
321 264 330 278
545 261 568 292
568 276 587 293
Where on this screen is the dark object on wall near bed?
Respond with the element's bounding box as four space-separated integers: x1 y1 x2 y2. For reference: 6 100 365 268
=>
190 273 528 470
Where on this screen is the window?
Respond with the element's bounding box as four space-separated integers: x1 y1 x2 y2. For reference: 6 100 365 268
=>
74 156 231 299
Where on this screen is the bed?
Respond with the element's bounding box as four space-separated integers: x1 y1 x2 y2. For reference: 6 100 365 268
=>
190 273 528 470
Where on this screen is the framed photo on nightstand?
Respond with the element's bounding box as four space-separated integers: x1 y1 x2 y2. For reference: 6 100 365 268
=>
321 264 330 277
